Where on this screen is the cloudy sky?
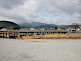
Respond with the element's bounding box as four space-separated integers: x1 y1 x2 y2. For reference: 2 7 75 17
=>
0 0 81 25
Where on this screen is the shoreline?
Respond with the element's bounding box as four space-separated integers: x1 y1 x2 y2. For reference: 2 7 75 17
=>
19 33 81 39
0 33 81 39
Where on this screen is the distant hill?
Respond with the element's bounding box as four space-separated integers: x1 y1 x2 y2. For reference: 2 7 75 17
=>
19 22 70 28
35 25 56 28
19 22 48 27
0 20 19 28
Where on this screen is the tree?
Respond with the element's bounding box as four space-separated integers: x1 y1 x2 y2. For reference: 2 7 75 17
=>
60 27 65 30
55 27 59 30
45 28 48 30
13 26 20 30
70 23 80 30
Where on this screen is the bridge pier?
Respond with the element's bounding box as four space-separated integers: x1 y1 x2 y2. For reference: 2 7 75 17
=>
41 32 42 35
0 30 68 38
23 33 25 36
6 33 9 38
45 32 47 35
2 33 4 38
17 33 20 37
34 32 36 35
48 32 50 34
26 32 29 36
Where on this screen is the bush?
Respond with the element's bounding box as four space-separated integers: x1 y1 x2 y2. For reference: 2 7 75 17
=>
60 28 65 30
13 26 20 30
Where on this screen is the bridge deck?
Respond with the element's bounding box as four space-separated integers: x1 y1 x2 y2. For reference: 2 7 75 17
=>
0 30 68 38
0 30 68 33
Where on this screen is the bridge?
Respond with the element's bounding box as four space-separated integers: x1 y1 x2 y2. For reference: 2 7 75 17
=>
0 30 68 38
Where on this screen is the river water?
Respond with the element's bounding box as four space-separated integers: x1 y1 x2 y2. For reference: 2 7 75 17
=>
0 39 81 61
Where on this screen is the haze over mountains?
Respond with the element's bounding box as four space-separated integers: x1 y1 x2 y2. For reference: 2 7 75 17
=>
0 20 80 29
19 22 70 28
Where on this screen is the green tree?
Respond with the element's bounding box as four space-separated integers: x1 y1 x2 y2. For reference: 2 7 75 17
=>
55 27 59 30
70 23 79 30
13 26 20 30
60 28 65 30
45 28 48 30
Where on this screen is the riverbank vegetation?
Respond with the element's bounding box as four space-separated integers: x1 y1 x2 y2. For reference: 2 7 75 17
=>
20 33 81 39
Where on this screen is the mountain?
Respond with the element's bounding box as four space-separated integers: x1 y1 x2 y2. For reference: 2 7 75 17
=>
19 22 70 28
57 25 70 28
35 24 56 28
19 22 48 27
0 20 19 28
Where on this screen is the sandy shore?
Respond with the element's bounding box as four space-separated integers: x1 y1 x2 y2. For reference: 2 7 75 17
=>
0 39 81 61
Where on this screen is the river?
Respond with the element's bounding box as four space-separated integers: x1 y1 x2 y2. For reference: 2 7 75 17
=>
0 39 81 61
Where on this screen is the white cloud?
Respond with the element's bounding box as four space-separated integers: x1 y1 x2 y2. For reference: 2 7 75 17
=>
0 0 81 25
